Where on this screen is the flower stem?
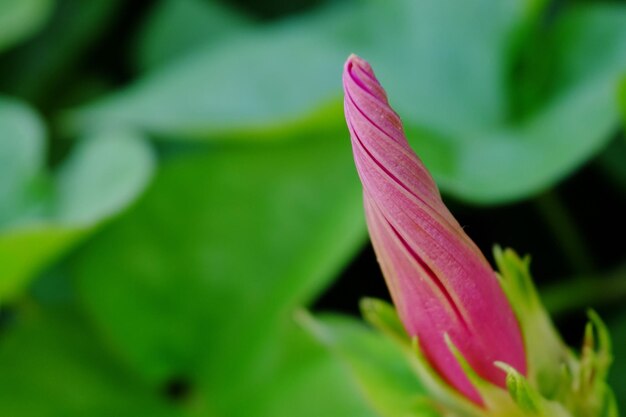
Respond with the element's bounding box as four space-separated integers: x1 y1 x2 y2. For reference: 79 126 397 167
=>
535 191 594 274
541 264 626 315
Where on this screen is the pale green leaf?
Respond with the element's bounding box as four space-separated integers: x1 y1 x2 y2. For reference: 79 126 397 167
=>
62 0 626 204
0 0 54 52
134 0 253 72
0 96 46 228
0 99 154 300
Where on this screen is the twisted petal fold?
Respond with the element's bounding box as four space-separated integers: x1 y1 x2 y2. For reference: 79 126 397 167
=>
343 54 527 404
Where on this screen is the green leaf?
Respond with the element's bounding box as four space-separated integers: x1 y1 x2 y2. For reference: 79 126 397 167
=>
134 0 253 72
0 0 54 53
0 98 155 300
60 0 516 139
300 312 437 417
0 301 378 417
53 131 155 224
0 0 121 101
61 5 352 140
438 4 626 203
61 0 626 204
0 96 46 228
0 227 87 301
617 76 626 124
0 305 183 417
69 132 367 413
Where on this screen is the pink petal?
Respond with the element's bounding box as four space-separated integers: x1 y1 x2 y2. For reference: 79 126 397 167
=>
343 54 527 405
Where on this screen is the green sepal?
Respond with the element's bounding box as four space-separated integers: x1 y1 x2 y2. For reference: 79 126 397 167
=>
360 298 409 345
494 247 619 416
495 362 570 417
562 310 619 417
361 298 483 416
500 363 543 414
310 248 618 417
494 246 575 397
444 335 570 417
357 249 620 416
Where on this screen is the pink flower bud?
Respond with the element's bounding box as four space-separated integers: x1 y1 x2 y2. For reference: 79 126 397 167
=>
343 54 527 405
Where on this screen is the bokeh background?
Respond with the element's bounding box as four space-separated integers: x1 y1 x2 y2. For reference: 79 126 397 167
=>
1 0 625 415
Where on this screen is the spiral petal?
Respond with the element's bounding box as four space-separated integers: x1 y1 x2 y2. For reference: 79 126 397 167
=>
343 54 527 405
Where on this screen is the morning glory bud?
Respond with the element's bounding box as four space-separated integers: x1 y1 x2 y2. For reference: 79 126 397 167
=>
342 54 527 405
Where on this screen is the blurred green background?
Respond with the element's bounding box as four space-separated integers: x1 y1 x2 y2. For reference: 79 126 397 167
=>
0 0 625 415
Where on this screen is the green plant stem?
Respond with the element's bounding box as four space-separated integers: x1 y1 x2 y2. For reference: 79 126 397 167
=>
535 191 594 274
541 264 626 316
597 133 626 196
